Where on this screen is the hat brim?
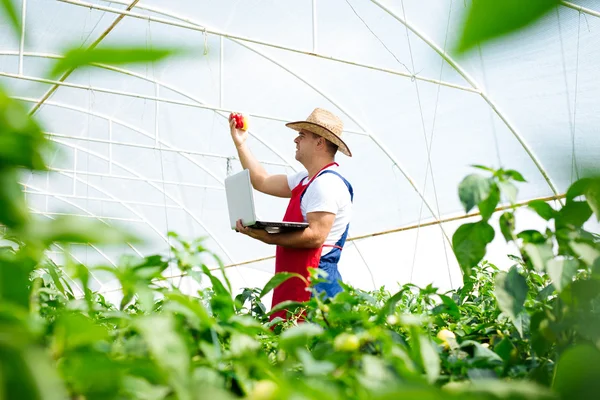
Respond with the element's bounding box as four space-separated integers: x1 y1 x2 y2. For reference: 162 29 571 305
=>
285 121 352 157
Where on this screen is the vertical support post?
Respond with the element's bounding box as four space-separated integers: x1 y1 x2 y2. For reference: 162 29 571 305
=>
73 149 77 195
155 83 159 147
312 0 317 52
45 172 49 212
219 36 224 108
108 120 113 174
19 0 27 75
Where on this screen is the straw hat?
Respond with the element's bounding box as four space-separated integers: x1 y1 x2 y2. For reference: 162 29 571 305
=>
286 108 352 157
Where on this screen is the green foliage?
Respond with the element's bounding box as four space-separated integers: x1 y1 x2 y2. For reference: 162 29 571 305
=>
49 46 184 78
456 0 560 53
0 0 20 39
0 4 599 399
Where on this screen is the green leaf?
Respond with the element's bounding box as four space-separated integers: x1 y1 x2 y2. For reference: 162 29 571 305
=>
513 311 530 339
494 267 528 334
593 258 600 278
448 379 554 399
458 174 492 213
523 242 554 272
556 201 593 229
546 258 578 292
377 287 408 322
498 181 517 204
0 0 21 40
432 294 461 319
536 284 556 301
553 345 600 399
297 349 336 376
49 46 183 78
259 272 307 298
54 313 109 352
136 315 191 399
0 251 32 309
499 212 515 242
560 279 600 308
494 337 517 364
30 215 139 246
503 169 527 182
566 177 600 219
58 349 123 398
581 178 600 221
131 255 169 281
419 335 440 384
452 221 495 281
279 323 323 352
460 340 504 364
528 200 556 221
471 164 495 172
122 376 170 400
228 315 267 334
479 183 500 221
517 230 546 244
530 312 553 356
0 168 29 229
201 265 235 320
21 347 70 400
266 300 305 317
201 265 230 297
229 333 261 357
570 241 600 266
164 292 216 329
0 90 49 170
456 0 559 53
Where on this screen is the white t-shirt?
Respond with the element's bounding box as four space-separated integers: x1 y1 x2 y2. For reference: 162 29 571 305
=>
287 165 353 256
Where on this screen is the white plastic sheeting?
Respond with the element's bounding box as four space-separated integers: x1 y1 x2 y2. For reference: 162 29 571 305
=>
2 0 599 302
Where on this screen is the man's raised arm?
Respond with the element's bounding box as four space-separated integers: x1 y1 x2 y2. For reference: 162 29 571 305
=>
229 118 291 198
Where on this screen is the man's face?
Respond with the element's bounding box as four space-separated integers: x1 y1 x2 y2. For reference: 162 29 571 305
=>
294 130 319 162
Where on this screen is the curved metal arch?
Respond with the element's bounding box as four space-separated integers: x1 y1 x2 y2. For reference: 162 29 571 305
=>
23 184 145 261
64 0 477 93
53 168 171 247
11 52 298 172
26 193 118 291
55 0 561 197
370 0 560 197
74 1 454 243
1 50 299 173
13 95 224 185
50 138 238 264
32 236 87 296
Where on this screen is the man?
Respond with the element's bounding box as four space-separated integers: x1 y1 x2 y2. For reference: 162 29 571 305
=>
229 108 353 320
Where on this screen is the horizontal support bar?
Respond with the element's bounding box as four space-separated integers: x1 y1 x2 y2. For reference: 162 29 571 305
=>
560 1 600 18
23 189 182 209
45 132 289 167
202 192 569 271
47 167 224 190
1 71 368 137
30 210 145 223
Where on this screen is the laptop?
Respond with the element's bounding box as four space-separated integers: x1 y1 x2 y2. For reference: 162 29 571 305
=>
225 169 309 233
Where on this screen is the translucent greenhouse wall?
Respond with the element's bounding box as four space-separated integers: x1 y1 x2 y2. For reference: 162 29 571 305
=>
1 0 599 306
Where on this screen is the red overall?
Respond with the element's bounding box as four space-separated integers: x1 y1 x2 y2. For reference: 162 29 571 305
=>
270 162 339 321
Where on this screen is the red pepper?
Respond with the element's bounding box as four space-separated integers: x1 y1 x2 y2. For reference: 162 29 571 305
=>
229 112 248 131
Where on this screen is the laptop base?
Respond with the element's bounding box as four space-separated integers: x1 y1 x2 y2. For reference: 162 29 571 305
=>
250 220 308 233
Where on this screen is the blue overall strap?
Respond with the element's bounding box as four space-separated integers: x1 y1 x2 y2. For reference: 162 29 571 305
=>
304 169 353 299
